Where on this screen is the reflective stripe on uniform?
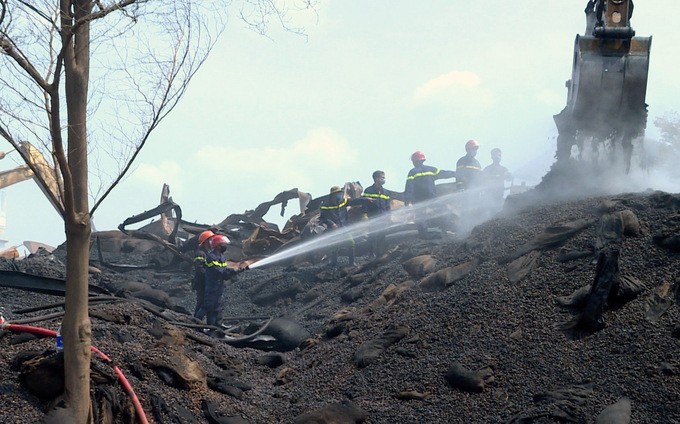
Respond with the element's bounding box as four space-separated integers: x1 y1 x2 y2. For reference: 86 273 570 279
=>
362 192 390 200
194 256 206 264
406 168 440 180
320 199 348 210
206 260 230 268
457 165 481 170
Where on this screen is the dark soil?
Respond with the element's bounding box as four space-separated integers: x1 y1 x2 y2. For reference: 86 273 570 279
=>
1 190 680 423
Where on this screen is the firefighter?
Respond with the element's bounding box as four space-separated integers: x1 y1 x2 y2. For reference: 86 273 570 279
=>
483 148 512 214
203 234 245 327
192 229 214 320
361 170 399 257
455 139 482 191
404 151 456 237
319 185 355 266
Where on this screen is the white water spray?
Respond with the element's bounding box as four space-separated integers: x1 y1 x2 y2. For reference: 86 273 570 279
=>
249 188 493 269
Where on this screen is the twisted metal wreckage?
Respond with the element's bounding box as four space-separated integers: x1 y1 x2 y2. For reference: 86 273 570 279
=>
0 183 380 352
109 182 369 268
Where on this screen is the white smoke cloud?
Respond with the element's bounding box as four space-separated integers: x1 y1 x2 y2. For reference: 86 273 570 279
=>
121 127 357 227
194 127 356 186
133 127 356 194
130 161 185 193
414 71 481 100
413 70 495 112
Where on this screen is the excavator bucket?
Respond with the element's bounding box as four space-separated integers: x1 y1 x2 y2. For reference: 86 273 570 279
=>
566 35 651 136
554 0 651 170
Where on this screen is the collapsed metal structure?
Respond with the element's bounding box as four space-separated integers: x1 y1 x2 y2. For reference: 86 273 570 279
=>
96 182 370 271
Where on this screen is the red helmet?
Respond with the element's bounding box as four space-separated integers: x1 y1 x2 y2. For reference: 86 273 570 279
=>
198 230 215 246
465 139 480 152
411 151 426 162
209 234 230 250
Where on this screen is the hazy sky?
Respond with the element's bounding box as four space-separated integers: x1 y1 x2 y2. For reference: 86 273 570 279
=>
1 0 678 250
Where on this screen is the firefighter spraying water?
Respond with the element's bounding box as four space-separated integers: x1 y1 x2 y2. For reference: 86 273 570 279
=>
248 188 488 270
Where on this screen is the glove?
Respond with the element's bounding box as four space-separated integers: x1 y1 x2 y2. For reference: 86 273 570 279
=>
238 265 250 273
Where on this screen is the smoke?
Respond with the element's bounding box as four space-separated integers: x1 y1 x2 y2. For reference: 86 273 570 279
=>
626 137 680 193
514 133 680 218
252 134 680 270
250 188 512 269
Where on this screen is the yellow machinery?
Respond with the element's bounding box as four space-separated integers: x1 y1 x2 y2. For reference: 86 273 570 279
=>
553 0 651 172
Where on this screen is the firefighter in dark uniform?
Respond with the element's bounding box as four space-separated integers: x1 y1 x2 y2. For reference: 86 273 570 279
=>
404 151 456 237
319 186 355 266
203 234 245 327
455 139 482 191
192 229 215 320
361 170 400 257
483 148 512 214
454 139 485 223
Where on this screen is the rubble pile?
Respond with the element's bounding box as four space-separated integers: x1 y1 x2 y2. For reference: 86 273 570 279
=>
1 190 679 423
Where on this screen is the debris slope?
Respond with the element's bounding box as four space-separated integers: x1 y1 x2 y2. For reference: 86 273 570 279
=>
1 191 679 423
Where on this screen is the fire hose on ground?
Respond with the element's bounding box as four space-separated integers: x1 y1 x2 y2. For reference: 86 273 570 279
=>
0 321 149 424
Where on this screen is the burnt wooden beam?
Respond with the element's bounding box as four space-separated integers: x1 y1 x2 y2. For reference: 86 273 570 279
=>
0 269 110 297
579 248 620 331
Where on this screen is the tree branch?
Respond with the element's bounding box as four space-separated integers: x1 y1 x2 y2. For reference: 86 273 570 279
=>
239 0 317 39
90 2 215 214
0 0 7 27
0 34 51 92
72 0 141 33
0 123 19 152
17 0 53 24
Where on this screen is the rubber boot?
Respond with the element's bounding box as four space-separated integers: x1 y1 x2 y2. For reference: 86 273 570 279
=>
348 247 355 267
194 307 206 320
367 237 378 259
376 238 385 258
206 311 217 327
417 221 428 238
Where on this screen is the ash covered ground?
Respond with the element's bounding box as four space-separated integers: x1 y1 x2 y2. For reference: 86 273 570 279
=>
1 190 679 423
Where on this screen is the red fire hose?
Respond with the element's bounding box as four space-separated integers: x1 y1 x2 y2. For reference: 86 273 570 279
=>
2 323 149 424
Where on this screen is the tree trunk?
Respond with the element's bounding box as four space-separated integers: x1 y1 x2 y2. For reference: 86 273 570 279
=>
61 0 93 422
63 217 92 423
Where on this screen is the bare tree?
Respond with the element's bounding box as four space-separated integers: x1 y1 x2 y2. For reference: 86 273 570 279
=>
0 0 315 421
654 111 680 147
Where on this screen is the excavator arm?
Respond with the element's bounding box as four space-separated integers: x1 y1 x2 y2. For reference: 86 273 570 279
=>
0 164 33 189
589 0 635 38
18 141 65 216
0 141 64 216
